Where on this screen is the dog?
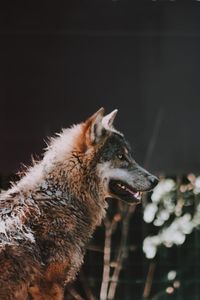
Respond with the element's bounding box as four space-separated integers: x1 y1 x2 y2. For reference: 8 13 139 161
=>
0 108 158 299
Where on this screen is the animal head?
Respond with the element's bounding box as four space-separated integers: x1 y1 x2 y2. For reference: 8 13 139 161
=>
81 108 159 204
42 108 158 205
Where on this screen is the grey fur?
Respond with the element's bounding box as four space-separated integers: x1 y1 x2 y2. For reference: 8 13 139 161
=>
0 109 158 300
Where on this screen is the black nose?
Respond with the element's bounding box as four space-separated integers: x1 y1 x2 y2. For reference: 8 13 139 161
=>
148 175 159 188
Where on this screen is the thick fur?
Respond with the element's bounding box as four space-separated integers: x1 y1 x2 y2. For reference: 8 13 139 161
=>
0 108 157 299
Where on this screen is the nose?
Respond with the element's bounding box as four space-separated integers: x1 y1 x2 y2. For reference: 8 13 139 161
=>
148 175 159 188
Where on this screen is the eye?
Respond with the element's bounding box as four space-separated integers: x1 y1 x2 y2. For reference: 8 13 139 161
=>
118 153 125 160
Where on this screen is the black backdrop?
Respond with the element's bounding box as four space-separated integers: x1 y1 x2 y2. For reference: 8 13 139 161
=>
1 1 200 175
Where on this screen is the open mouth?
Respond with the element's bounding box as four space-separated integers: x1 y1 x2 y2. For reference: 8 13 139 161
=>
109 180 142 204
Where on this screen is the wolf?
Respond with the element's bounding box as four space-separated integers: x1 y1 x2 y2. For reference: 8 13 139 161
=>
0 108 158 300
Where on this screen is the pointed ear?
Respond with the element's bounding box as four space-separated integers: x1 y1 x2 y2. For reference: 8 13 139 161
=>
85 107 106 145
102 109 118 129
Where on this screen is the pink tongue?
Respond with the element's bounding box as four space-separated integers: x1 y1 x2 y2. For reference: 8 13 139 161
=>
126 186 137 196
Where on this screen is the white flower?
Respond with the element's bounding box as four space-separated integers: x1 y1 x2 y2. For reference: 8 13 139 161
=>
178 214 193 234
143 237 158 259
143 203 158 223
151 179 175 203
159 210 170 221
194 176 200 194
167 270 177 281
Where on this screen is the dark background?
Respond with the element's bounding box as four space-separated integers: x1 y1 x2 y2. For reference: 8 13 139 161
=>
1 2 200 300
0 1 200 175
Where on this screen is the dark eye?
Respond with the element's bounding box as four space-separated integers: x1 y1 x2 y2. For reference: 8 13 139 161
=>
118 153 125 160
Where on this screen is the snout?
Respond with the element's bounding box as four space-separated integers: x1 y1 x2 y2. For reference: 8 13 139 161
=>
132 165 159 192
147 174 159 189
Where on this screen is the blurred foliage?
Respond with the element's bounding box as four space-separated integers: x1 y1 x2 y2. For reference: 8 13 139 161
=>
143 175 200 259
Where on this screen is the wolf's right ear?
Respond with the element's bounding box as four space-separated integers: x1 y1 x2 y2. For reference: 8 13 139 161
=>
84 107 106 146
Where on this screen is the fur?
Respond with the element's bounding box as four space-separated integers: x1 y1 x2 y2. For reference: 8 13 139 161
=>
0 108 158 299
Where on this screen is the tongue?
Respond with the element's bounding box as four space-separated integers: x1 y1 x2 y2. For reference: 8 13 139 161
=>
125 187 140 199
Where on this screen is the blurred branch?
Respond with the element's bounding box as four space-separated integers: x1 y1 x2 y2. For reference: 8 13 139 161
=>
65 286 84 300
87 244 104 253
144 108 163 169
143 261 156 299
142 108 163 299
107 205 136 300
100 216 117 300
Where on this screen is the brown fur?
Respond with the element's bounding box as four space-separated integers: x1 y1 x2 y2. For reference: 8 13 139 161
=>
0 109 158 299
0 111 108 299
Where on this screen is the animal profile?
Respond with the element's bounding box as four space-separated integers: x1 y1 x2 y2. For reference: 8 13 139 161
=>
0 108 158 299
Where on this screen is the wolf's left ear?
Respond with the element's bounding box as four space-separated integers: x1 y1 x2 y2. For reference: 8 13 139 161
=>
85 107 105 145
